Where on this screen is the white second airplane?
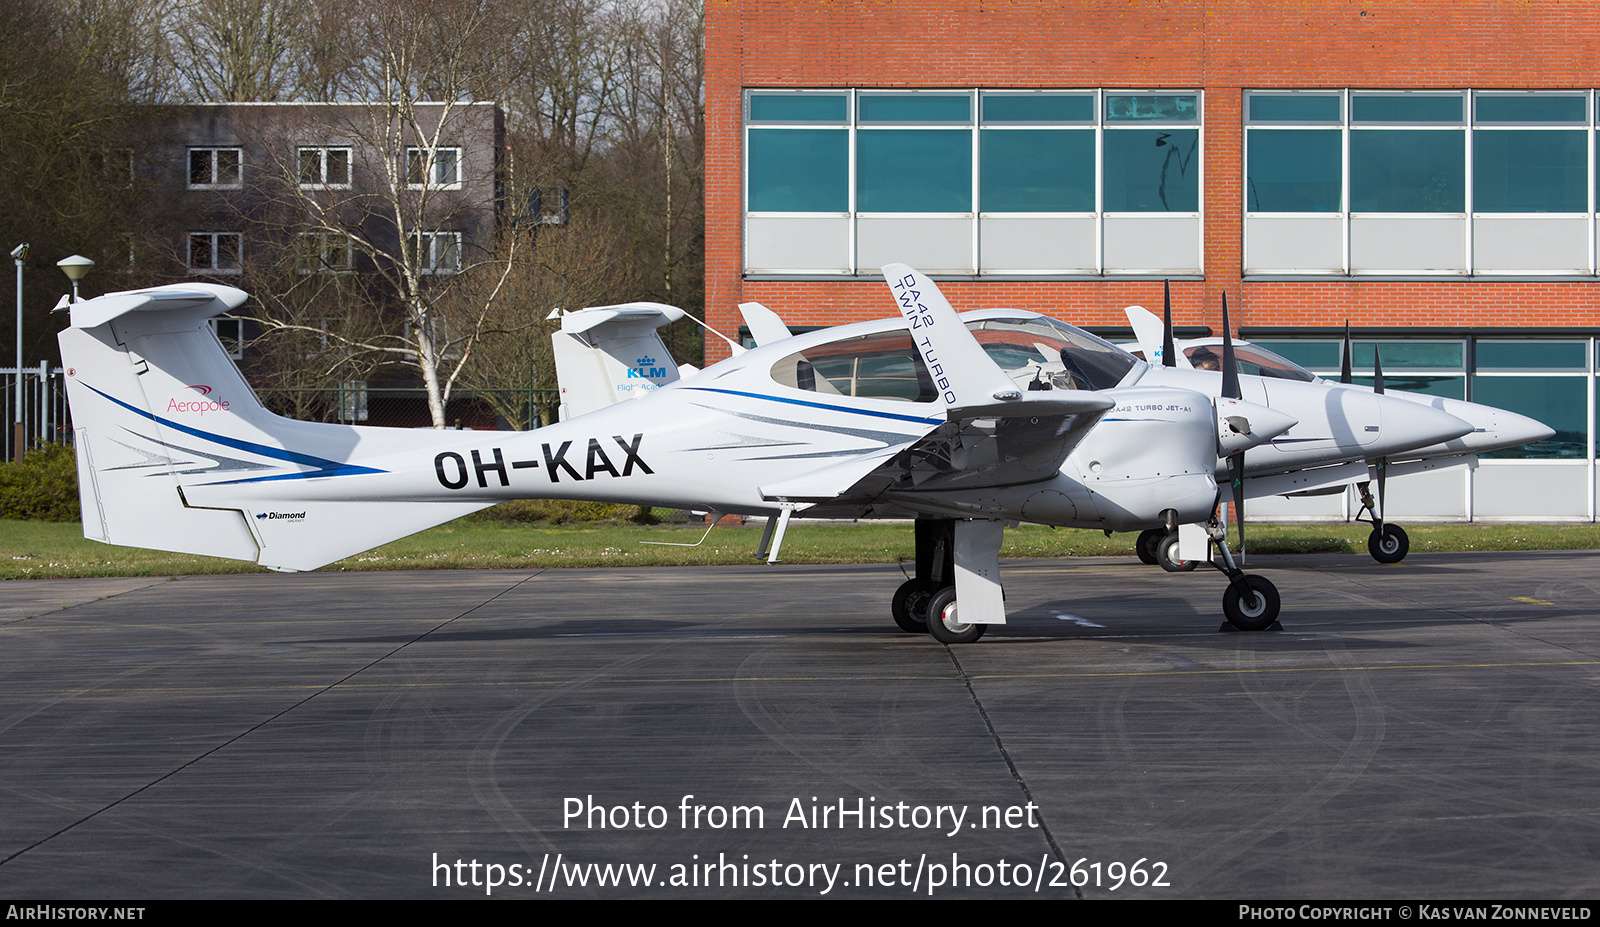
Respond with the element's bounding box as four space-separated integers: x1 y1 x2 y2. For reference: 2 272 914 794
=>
56 264 1543 643
1120 292 1554 568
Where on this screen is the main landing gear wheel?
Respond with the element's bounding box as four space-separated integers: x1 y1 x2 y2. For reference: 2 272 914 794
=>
1157 532 1197 573
1367 524 1409 564
1222 575 1281 631
1136 528 1163 565
925 586 987 644
891 578 935 633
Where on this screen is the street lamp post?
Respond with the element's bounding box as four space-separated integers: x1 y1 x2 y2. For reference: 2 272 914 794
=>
56 254 93 304
10 244 24 461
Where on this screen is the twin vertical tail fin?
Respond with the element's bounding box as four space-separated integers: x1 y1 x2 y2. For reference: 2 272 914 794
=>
59 284 489 571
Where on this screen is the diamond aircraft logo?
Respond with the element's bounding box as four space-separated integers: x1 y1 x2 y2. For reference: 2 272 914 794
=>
256 511 307 521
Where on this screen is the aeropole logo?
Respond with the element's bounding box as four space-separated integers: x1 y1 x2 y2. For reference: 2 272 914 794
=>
167 384 230 416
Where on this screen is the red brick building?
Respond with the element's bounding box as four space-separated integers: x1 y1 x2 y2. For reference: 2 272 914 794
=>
705 0 1600 521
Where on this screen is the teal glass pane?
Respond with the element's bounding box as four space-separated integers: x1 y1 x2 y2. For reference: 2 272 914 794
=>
1352 94 1463 123
1473 130 1587 213
1348 375 1465 400
1248 94 1341 123
747 129 848 211
859 94 969 123
982 94 1094 123
1350 130 1464 212
1473 375 1587 458
748 93 848 123
1475 95 1587 124
1105 94 1199 122
1476 341 1587 370
857 129 971 212
1353 341 1463 369
1247 129 1341 211
1253 340 1342 370
1103 129 1199 211
980 129 1094 212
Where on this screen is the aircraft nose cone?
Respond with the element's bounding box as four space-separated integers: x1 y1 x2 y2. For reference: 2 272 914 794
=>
1377 394 1473 455
1479 407 1556 451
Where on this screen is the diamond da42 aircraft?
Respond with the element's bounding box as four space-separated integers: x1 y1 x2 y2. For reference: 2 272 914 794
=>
1117 286 1553 571
56 264 1547 643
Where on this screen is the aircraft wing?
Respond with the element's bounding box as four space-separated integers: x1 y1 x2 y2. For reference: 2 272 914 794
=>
759 390 1113 504
760 266 1115 505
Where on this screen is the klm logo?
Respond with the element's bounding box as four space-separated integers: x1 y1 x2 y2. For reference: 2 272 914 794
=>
627 355 668 380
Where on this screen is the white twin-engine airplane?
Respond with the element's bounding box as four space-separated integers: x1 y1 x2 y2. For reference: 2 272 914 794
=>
57 264 1549 644
1118 286 1554 570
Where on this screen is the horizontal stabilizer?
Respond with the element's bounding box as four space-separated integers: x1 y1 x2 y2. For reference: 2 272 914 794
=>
553 302 687 420
70 284 246 331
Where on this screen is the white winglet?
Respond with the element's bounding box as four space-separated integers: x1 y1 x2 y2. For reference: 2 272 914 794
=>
882 264 1022 408
738 301 793 346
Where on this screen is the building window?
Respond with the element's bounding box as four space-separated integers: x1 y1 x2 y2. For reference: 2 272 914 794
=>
410 231 460 274
405 147 461 188
188 148 241 188
299 147 351 188
209 317 244 359
743 88 1203 276
95 148 135 187
1245 90 1598 276
188 232 241 273
297 233 353 273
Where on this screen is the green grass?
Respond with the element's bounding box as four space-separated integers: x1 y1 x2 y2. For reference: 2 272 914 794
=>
2 518 1599 580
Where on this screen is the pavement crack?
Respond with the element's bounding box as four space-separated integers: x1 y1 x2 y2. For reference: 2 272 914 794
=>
942 644 1079 898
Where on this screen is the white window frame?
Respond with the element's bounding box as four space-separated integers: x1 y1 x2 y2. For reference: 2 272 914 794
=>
187 232 242 274
298 147 352 189
297 232 354 274
411 231 461 274
188 147 242 189
741 88 1204 276
405 147 462 189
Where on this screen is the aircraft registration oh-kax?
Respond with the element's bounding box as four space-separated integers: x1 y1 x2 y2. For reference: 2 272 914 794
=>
55 264 1530 643
1119 284 1554 569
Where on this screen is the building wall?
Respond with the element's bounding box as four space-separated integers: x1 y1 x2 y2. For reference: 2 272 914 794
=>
706 1 1600 522
148 102 502 281
706 0 1600 339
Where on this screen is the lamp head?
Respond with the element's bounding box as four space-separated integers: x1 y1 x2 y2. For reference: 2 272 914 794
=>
56 254 94 281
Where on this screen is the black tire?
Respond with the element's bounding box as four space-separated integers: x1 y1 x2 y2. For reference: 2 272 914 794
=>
1136 528 1163 565
925 586 987 644
1222 575 1280 631
1368 524 1409 564
891 578 935 633
1157 532 1198 573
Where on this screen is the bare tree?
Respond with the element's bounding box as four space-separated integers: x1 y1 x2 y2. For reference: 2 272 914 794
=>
167 0 305 101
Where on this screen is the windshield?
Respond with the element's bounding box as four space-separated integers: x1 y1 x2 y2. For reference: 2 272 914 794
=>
769 315 1140 402
1184 344 1317 382
968 316 1139 392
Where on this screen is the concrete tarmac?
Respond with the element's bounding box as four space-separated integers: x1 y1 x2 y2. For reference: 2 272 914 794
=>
0 551 1597 899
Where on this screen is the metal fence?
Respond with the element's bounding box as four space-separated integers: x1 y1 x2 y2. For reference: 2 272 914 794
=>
0 374 559 463
2 364 70 461
253 386 559 431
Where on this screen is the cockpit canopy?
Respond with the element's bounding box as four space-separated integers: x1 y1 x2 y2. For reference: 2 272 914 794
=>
770 315 1139 402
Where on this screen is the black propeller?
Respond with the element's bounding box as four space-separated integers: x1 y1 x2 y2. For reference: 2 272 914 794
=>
1220 292 1245 559
1162 280 1177 368
1340 319 1353 384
